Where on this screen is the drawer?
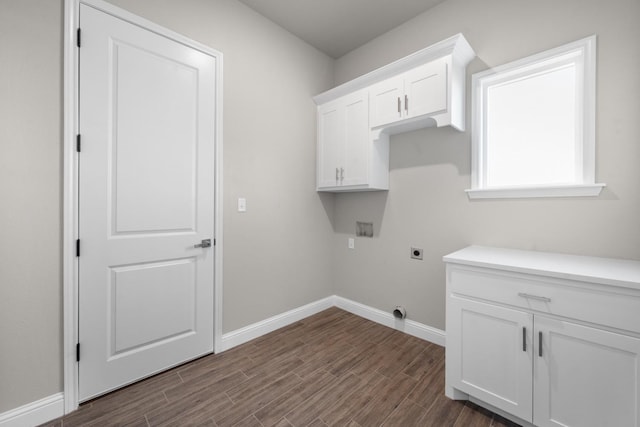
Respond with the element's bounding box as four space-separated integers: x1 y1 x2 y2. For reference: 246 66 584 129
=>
447 265 640 335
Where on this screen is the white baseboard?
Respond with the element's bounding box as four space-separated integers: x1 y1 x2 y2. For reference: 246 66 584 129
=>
222 295 446 352
334 296 446 346
220 296 335 351
0 393 64 427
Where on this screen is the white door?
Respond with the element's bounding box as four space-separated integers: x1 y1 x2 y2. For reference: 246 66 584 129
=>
404 57 448 119
448 296 533 422
342 91 369 187
78 4 217 401
534 317 640 427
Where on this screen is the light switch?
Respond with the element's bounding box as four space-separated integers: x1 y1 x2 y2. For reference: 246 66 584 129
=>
238 197 246 212
348 238 355 249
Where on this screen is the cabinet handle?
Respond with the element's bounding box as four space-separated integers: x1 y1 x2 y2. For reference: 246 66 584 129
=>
340 167 344 182
518 293 551 303
538 331 543 357
335 167 339 183
522 327 527 352
405 94 408 112
397 97 401 114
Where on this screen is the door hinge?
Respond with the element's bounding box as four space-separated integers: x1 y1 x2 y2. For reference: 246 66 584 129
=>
76 239 80 257
76 134 81 152
76 343 80 362
77 28 81 48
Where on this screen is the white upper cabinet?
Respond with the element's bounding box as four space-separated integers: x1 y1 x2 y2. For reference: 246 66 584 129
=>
370 57 448 129
317 90 388 191
314 34 475 192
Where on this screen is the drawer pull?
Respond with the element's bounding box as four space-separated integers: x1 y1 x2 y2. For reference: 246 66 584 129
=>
538 331 543 357
522 327 527 352
518 293 551 303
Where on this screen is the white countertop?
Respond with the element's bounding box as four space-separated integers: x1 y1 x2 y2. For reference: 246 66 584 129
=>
443 246 640 291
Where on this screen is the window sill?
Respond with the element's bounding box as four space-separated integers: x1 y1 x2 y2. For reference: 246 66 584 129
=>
465 183 606 199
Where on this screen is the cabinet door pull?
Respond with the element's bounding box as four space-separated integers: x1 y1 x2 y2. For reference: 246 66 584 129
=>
538 331 543 357
335 167 339 183
522 327 527 352
340 167 344 182
397 97 401 114
405 94 409 112
518 293 551 303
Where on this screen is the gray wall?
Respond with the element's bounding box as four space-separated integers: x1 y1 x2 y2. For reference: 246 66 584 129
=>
332 0 640 330
0 0 64 413
0 0 335 413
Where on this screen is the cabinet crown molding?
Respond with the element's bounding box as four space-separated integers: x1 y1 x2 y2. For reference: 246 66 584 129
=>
313 33 475 106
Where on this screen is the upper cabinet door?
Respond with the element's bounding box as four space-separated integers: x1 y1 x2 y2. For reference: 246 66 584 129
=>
317 102 343 189
404 57 448 120
342 92 369 186
369 76 404 128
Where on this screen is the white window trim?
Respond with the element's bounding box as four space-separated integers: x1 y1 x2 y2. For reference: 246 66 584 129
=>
467 35 606 199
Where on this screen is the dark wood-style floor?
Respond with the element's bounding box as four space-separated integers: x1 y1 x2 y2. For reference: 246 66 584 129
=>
41 308 520 427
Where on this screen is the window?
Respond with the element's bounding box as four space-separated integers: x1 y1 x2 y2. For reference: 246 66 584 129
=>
467 36 605 199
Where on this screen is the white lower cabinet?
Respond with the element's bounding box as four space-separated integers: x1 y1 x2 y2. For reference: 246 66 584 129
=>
444 246 640 427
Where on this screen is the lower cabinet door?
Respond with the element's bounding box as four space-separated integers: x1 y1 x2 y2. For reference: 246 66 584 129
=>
534 317 640 427
448 296 533 422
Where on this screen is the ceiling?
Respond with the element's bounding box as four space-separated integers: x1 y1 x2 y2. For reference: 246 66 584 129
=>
236 0 446 58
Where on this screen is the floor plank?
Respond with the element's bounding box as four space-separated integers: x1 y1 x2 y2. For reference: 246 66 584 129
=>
41 308 520 427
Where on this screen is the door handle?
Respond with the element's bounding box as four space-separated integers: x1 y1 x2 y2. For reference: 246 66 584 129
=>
518 293 551 303
522 327 527 352
538 331 543 357
194 239 212 248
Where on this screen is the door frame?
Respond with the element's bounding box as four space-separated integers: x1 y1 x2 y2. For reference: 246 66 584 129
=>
63 0 224 413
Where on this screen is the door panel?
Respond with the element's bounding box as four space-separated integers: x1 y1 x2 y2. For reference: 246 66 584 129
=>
534 317 640 427
110 258 196 355
112 41 198 234
79 4 216 401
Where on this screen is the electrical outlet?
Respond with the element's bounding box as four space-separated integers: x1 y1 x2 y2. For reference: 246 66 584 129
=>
348 238 355 249
411 247 423 260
